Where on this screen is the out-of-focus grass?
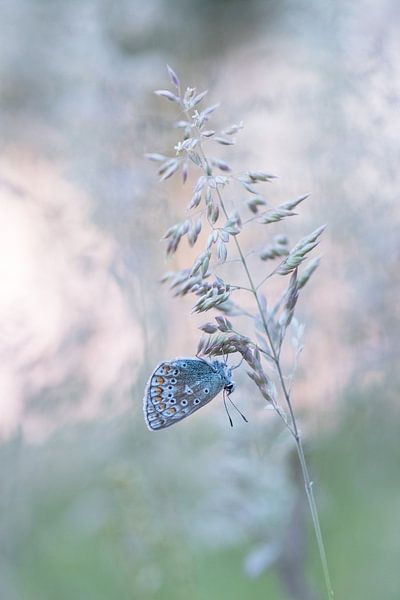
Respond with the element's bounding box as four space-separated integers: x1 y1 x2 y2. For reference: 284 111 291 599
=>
311 393 400 600
1 389 399 600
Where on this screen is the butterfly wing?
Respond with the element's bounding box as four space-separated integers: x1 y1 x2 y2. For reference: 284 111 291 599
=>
143 358 225 431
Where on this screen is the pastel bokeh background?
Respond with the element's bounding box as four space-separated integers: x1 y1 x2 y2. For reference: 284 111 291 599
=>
1 1 399 599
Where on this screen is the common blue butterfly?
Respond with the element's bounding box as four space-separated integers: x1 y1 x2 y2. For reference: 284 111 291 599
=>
143 357 235 431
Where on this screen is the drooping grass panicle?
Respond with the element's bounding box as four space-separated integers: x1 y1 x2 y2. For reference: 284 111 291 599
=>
147 67 334 599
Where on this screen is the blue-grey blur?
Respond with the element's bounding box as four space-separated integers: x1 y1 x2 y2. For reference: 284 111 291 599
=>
0 1 399 599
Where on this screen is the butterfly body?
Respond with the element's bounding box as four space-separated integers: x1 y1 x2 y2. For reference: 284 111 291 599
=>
143 357 235 431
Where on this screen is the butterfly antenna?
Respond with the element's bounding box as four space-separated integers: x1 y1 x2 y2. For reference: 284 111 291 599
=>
228 394 248 423
223 390 234 427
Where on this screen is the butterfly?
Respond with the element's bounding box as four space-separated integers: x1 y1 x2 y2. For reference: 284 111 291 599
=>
143 357 237 431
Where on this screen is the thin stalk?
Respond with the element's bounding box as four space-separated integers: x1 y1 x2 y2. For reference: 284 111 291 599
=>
215 189 334 600
192 124 334 598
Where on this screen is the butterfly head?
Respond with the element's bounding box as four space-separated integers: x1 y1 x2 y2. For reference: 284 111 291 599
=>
211 360 236 395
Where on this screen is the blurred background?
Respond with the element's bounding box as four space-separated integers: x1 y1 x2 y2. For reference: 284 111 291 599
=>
1 1 399 598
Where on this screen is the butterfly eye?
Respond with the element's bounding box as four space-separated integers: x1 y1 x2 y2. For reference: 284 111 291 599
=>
181 399 188 406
